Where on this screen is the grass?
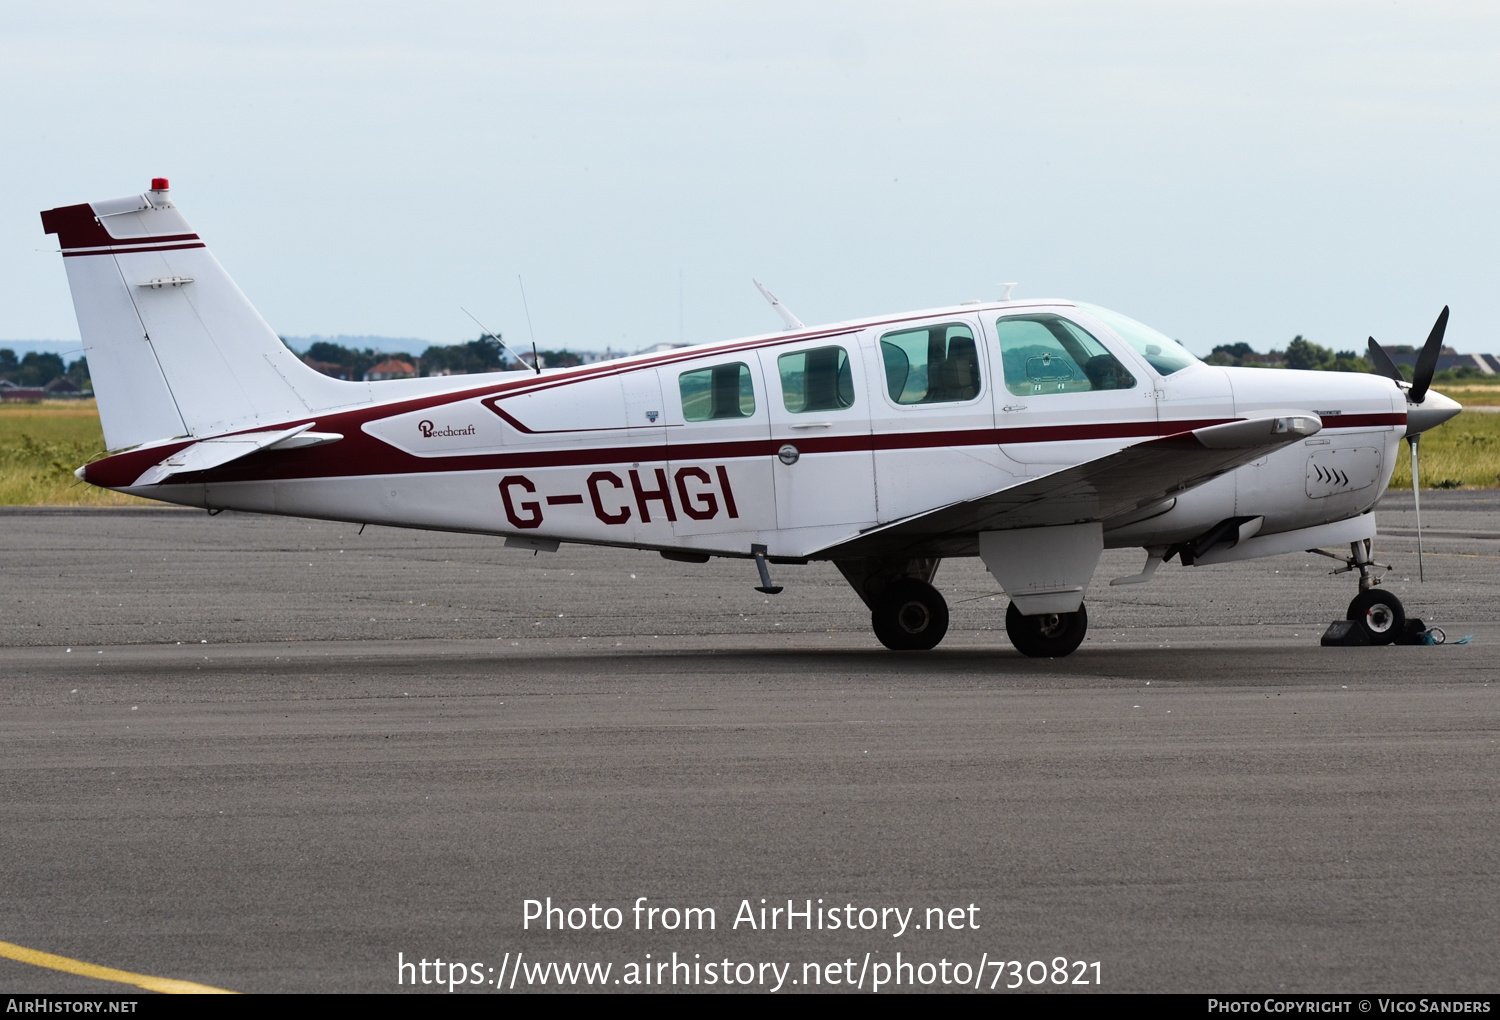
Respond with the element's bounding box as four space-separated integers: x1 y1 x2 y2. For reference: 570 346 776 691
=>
1428 383 1500 406
0 401 153 506
2 397 1496 505
1388 409 1500 490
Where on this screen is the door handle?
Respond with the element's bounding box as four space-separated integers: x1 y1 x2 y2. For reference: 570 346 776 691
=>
788 422 833 429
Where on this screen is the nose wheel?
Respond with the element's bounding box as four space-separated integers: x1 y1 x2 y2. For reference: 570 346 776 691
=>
1346 589 1405 645
1316 539 1417 646
871 579 950 651
1006 602 1088 658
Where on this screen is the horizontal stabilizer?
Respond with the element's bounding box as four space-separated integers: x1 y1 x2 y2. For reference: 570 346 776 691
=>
131 424 341 486
817 414 1321 560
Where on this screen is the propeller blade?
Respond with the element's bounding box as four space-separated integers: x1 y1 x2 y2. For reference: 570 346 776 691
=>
1367 337 1404 384
1408 306 1449 404
1410 434 1424 583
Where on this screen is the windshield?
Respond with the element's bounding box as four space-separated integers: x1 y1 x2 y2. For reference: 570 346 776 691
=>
1076 303 1198 376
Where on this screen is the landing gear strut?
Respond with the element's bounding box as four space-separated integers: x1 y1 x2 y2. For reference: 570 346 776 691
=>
870 579 950 651
1006 602 1088 658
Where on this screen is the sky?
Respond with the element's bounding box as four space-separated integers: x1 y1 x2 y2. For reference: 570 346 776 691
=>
3 1 1498 356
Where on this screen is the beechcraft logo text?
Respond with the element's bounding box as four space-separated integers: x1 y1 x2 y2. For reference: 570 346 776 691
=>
418 420 477 438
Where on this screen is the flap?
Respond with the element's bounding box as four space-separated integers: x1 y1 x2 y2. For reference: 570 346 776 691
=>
815 414 1321 561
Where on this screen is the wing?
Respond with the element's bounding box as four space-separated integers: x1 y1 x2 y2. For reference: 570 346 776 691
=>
815 414 1321 561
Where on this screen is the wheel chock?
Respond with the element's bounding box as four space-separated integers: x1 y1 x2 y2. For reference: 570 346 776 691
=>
1321 620 1371 646
1395 618 1428 646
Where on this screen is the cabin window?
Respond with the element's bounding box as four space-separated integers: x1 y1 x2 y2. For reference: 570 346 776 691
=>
995 314 1136 397
879 323 981 405
679 363 755 421
778 346 855 413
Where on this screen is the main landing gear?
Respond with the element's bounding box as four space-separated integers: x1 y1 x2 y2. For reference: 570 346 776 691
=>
870 579 950 651
1005 602 1089 658
835 558 952 651
834 557 1090 657
866 584 1091 657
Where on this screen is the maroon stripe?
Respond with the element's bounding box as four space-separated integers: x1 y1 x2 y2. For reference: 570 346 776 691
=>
62 242 206 258
487 329 862 401
41 201 204 249
318 330 865 429
90 411 1407 490
486 401 680 435
666 437 818 460
75 233 201 247
1323 413 1404 428
41 203 115 248
89 418 1196 487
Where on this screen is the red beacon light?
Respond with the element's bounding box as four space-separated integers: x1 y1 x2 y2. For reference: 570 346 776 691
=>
150 178 169 191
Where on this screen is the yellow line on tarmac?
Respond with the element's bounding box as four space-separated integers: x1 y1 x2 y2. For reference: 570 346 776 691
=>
0 940 236 994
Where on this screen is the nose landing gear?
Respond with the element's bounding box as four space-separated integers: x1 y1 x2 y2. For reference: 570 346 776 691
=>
1342 539 1404 645
1316 539 1414 646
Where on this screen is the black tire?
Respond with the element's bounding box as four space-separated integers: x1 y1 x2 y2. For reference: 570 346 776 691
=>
1347 589 1405 646
871 579 950 651
1005 601 1088 658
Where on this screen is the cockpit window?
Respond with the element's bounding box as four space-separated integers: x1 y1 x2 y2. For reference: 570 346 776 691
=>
995 314 1136 397
1076 303 1199 376
879 323 982 405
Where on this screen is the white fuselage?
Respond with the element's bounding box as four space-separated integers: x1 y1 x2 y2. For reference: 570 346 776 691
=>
124 300 1405 562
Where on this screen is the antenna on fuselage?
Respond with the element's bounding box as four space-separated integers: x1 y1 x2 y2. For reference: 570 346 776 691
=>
460 307 537 374
753 279 804 331
516 275 544 374
999 282 1018 301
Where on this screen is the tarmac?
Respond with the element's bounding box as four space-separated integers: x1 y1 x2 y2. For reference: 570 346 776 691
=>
1 491 1496 994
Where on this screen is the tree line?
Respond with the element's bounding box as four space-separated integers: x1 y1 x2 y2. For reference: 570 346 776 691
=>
0 350 89 390
1207 336 1486 381
293 335 585 380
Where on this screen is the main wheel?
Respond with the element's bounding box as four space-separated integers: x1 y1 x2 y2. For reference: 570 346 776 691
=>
871 579 950 651
1347 589 1404 646
1005 601 1088 658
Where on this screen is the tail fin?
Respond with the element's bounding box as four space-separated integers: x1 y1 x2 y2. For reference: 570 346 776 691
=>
41 180 369 451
